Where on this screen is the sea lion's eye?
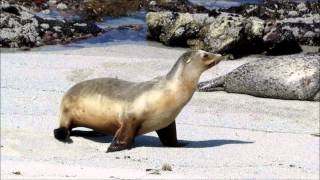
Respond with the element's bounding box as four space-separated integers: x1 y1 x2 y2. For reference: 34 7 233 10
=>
203 54 209 58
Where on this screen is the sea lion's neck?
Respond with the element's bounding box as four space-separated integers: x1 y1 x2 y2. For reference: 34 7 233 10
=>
166 59 181 80
165 62 201 92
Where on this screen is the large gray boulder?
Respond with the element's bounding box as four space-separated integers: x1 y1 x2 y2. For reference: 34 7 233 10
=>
146 11 207 46
195 13 265 57
198 54 320 101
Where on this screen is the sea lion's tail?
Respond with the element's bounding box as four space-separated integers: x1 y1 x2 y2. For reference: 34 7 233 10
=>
54 127 69 141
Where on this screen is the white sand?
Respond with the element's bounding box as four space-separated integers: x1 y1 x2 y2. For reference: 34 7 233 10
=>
1 44 319 179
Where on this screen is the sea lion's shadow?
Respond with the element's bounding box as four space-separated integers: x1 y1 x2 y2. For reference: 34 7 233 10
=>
71 130 254 148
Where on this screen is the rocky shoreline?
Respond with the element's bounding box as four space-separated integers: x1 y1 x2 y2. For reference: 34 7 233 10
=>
146 1 320 58
1 0 319 52
1 0 204 48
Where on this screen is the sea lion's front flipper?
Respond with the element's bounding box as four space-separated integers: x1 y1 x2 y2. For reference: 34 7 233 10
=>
156 121 187 147
107 120 136 153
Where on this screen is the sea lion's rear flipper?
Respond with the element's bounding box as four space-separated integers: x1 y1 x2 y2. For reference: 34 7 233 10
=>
53 127 72 143
107 119 136 153
197 75 226 92
70 130 105 137
156 121 187 147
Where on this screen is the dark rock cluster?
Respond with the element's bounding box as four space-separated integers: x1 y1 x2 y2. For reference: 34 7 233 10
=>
225 0 320 20
82 0 209 21
226 0 320 47
16 0 209 21
146 0 209 14
0 0 103 48
36 17 102 45
1 1 41 48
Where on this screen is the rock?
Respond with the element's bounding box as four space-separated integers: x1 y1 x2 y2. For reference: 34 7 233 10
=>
147 11 308 57
83 0 205 21
53 26 62 32
313 91 320 101
288 11 298 18
1 0 103 48
198 54 320 101
147 11 304 58
48 0 57 6
146 169 161 175
225 4 276 20
146 12 267 57
223 1 320 46
36 16 103 44
149 1 156 6
82 0 148 21
146 12 206 46
199 13 246 54
56 3 68 10
0 1 41 47
147 0 209 14
297 3 307 12
161 163 173 171
196 13 265 58
12 171 22 175
224 1 320 20
33 0 47 7
263 25 302 55
40 23 49 29
277 14 320 46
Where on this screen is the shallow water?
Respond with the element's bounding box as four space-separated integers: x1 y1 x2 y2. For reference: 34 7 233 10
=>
190 0 263 9
34 12 149 51
190 0 318 9
79 11 147 46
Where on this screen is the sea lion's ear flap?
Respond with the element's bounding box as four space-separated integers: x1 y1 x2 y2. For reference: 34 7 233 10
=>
184 58 191 64
179 51 193 64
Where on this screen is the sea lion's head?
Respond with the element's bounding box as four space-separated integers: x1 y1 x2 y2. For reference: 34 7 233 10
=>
168 50 224 81
181 50 223 71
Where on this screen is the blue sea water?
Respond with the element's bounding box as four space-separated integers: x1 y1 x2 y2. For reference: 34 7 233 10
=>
190 0 263 9
190 0 318 9
37 12 148 51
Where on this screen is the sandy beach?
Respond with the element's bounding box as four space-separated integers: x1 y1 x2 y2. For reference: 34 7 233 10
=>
1 44 319 179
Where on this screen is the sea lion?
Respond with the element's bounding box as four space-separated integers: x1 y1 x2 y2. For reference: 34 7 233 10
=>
54 50 224 152
198 54 320 101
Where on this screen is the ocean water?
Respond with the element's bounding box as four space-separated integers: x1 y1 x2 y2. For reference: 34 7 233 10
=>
190 0 263 9
36 12 148 51
190 0 318 9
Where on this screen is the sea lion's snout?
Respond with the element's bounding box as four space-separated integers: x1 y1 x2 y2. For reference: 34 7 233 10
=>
202 53 224 68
